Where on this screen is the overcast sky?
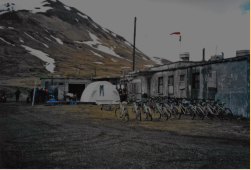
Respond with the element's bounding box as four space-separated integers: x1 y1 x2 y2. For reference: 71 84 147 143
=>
60 0 249 62
1 0 249 62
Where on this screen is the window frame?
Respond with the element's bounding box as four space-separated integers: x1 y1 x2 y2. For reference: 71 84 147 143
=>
192 73 200 89
168 75 174 94
180 74 185 82
158 77 163 94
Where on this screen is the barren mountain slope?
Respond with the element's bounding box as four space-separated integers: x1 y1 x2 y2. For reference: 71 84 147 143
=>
0 0 159 80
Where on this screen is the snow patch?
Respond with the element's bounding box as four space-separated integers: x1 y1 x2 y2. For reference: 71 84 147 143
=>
21 45 55 73
24 32 48 48
125 59 133 62
45 37 51 41
102 27 110 33
151 57 162 65
0 11 9 16
144 65 154 68
91 50 103 58
8 27 14 29
0 37 15 46
125 41 132 47
0 26 4 29
74 31 123 59
111 58 118 62
44 28 49 33
98 45 123 59
50 35 63 45
94 62 104 65
19 38 24 43
92 24 98 29
77 13 88 19
64 5 71 11
72 67 80 70
75 18 79 22
143 57 147 61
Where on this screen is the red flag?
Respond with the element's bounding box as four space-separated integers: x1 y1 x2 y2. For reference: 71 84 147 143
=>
170 32 180 35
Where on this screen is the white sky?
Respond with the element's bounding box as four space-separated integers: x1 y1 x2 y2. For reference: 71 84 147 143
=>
60 0 250 61
0 0 249 62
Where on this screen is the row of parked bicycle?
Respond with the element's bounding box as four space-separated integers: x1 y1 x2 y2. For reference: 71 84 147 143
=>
114 97 233 122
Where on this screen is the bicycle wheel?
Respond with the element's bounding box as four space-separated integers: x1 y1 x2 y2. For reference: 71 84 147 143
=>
154 108 161 119
142 108 148 119
115 108 124 119
224 108 233 120
206 107 214 120
173 106 181 119
132 108 137 119
188 108 195 120
164 107 172 119
162 111 168 121
196 108 204 120
147 108 152 121
149 112 152 121
124 108 129 122
136 108 141 121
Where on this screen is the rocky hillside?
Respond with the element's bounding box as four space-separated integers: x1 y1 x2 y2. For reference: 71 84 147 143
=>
0 0 170 81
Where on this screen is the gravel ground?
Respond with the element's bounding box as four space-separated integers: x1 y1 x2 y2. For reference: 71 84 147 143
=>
0 102 249 169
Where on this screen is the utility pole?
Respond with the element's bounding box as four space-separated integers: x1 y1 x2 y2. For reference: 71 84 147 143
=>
123 69 125 87
32 79 37 106
133 17 137 72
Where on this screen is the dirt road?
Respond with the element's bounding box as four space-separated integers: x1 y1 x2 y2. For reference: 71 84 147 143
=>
0 102 249 169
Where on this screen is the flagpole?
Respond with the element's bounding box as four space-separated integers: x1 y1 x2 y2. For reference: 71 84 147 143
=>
179 35 181 61
179 36 181 58
170 32 181 61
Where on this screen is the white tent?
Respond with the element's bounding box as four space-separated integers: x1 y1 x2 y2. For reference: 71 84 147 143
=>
80 81 120 105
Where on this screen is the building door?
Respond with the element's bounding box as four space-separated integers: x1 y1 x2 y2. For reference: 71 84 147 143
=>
68 84 86 100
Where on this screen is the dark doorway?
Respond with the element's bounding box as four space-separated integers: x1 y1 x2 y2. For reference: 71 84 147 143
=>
68 84 85 100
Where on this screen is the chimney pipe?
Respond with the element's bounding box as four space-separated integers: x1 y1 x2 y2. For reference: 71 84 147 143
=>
202 48 205 61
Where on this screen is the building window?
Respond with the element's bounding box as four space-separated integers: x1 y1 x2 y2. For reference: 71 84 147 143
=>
192 73 200 89
59 82 64 85
168 76 174 94
180 75 185 82
158 77 163 94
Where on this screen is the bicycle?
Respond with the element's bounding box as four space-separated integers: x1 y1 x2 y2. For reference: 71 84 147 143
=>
163 100 181 119
115 100 129 122
131 99 141 121
177 99 195 120
152 99 169 120
141 99 153 121
214 100 233 120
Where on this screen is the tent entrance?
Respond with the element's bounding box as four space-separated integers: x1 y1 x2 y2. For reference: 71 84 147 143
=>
69 84 85 100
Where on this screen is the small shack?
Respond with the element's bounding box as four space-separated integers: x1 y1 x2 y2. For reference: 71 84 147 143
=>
40 78 91 100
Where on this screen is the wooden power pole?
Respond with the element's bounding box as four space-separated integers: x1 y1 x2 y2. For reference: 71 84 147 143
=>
133 17 137 71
